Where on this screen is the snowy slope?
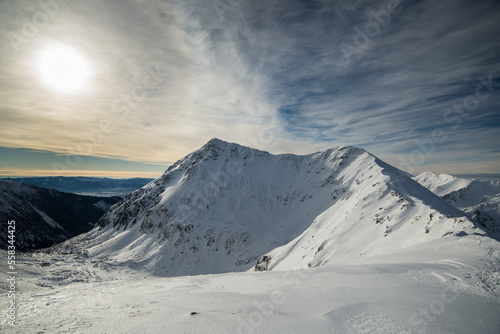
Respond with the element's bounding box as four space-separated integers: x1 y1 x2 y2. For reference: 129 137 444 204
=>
0 181 121 250
415 172 500 240
413 172 472 197
65 139 479 276
2 233 500 334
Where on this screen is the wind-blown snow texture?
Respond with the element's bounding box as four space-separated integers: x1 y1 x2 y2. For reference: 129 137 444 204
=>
70 139 480 276
2 235 500 334
415 172 500 240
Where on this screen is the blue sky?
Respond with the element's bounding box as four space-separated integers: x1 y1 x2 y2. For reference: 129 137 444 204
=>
0 0 499 178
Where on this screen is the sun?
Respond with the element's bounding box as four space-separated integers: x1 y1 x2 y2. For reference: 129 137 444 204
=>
38 45 91 93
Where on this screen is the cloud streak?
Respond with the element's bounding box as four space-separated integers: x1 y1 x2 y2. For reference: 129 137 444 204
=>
0 0 499 175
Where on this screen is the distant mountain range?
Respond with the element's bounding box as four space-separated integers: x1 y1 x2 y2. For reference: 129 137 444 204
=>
0 180 121 251
453 174 500 181
0 176 154 197
55 138 490 277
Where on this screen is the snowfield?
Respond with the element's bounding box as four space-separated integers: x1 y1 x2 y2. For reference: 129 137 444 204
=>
1 235 499 333
1 139 499 333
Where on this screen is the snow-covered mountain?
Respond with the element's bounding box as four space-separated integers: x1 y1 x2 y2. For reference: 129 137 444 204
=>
63 139 482 277
413 172 471 197
414 171 500 240
0 180 121 251
7 139 499 333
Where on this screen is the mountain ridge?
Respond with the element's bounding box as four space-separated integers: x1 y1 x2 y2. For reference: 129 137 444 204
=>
415 171 500 240
62 139 479 276
0 180 121 250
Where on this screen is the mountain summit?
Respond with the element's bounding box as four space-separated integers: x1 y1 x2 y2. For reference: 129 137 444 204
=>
69 139 477 276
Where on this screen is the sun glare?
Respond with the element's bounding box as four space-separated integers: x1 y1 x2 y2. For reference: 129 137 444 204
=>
38 45 91 93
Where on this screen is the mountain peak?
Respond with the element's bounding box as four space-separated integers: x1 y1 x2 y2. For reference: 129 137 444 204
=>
206 137 228 145
414 171 471 197
200 138 241 154
82 139 479 277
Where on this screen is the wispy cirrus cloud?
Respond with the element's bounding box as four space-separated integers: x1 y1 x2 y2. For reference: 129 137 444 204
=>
0 0 499 176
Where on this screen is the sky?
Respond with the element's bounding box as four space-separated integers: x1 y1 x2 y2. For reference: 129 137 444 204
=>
0 0 499 178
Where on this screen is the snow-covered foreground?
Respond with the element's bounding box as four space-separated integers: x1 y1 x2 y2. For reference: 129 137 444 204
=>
1 234 499 333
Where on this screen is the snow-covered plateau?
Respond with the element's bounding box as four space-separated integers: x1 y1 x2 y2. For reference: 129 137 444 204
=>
1 139 499 333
